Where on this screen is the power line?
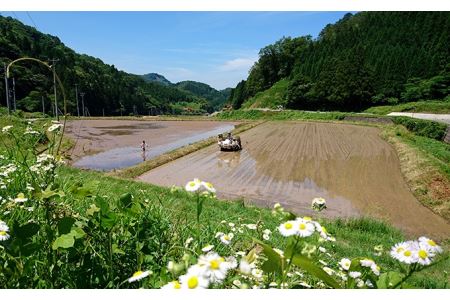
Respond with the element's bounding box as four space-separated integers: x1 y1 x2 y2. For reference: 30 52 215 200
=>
25 12 38 30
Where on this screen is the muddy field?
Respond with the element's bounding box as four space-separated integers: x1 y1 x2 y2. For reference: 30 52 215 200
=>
138 121 450 238
65 119 237 170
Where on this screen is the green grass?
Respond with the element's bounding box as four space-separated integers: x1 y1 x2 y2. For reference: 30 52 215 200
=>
57 166 450 288
216 109 350 121
242 79 289 109
364 100 450 115
396 129 450 178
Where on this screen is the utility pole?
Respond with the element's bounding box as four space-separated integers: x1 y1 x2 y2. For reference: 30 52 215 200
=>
42 95 45 117
3 63 10 115
80 92 85 117
74 84 80 117
50 58 59 120
12 77 16 111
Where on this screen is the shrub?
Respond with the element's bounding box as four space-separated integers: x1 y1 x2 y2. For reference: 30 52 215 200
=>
392 117 447 141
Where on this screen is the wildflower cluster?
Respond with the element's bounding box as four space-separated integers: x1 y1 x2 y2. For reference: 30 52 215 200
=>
311 197 327 212
390 237 442 265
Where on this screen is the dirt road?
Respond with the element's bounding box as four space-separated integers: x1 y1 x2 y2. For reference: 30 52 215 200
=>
138 121 450 238
65 119 237 170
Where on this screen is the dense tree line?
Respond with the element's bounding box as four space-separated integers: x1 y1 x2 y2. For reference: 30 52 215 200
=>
229 12 450 111
0 16 219 116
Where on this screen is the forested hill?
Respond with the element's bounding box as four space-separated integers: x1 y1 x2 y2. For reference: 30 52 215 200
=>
141 73 172 86
175 81 231 111
0 16 222 116
229 12 450 111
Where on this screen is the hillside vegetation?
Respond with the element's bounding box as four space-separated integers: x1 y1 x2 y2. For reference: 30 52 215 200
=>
0 16 223 116
228 12 450 112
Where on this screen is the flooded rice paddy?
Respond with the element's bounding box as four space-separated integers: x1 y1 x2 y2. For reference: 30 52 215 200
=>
65 120 237 170
138 121 450 238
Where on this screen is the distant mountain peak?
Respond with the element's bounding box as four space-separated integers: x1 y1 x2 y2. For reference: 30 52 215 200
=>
141 73 172 86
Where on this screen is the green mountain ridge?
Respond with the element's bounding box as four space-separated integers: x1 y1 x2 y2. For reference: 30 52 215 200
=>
229 12 450 111
0 16 222 116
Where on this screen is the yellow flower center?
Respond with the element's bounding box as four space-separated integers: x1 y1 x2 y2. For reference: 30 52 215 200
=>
284 223 293 229
206 182 213 188
299 223 306 230
187 276 199 289
396 247 404 253
173 281 181 289
189 182 196 187
418 250 428 259
404 250 411 257
303 217 312 221
0 231 6 236
427 240 436 247
133 271 143 277
210 259 221 270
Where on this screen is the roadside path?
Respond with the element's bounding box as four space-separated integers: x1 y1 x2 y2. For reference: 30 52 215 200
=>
387 112 450 124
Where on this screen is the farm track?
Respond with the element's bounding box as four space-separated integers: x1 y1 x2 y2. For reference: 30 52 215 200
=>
138 121 450 238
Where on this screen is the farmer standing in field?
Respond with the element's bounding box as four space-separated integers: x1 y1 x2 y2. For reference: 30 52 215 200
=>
141 140 147 152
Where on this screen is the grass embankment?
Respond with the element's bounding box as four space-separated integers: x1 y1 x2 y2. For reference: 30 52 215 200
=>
365 100 450 115
241 79 289 109
110 121 263 179
57 166 450 288
382 125 450 222
216 109 350 121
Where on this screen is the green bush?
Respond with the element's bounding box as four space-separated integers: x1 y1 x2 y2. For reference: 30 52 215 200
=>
392 117 447 140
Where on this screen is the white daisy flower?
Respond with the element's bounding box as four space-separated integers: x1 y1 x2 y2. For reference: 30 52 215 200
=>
228 222 235 228
418 236 443 254
179 265 210 289
360 258 375 267
349 271 361 279
262 233 270 240
390 241 411 260
201 181 216 193
185 178 202 192
198 252 231 283
296 219 315 237
161 280 181 289
251 268 263 280
215 232 224 238
318 247 327 253
201 244 214 252
323 267 335 276
414 244 435 266
2 125 13 133
263 229 271 235
299 282 311 288
219 233 234 245
370 263 381 276
278 220 297 237
245 224 257 230
232 279 242 288
339 258 351 271
13 193 28 203
0 230 9 242
397 242 419 264
184 237 194 247
311 197 327 211
239 259 253 275
128 270 151 283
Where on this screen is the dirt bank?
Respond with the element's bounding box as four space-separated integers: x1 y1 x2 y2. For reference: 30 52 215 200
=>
65 119 238 167
138 121 450 238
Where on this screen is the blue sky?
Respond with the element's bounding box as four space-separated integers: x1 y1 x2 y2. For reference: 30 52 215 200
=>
2 12 350 89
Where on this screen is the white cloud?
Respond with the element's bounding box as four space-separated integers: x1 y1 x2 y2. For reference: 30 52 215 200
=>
218 57 257 72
